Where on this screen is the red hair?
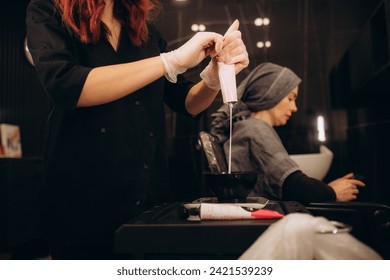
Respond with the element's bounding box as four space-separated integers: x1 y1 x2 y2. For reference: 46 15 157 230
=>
55 0 159 46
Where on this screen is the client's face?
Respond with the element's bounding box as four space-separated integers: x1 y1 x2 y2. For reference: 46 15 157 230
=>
269 87 298 126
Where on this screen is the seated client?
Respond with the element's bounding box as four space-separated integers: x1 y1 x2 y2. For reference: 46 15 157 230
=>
210 62 364 204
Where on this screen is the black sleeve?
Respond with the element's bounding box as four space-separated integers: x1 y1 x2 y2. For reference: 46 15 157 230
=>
26 0 93 113
163 74 195 116
282 170 336 204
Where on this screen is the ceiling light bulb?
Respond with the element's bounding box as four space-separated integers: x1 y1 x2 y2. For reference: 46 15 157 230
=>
256 41 264 48
263 18 270 25
265 41 271 48
191 24 199 32
254 18 263 26
198 24 206 31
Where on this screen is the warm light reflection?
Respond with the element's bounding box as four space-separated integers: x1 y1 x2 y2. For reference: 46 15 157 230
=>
254 18 263 26
254 17 270 26
191 24 206 32
256 41 271 48
317 115 326 142
256 41 264 48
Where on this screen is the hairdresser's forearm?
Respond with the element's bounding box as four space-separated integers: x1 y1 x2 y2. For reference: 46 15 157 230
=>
185 80 219 116
77 56 165 107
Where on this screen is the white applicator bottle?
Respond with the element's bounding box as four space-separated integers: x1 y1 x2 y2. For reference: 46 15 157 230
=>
217 20 240 174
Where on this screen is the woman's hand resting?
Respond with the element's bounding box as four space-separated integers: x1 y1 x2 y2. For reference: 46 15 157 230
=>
328 173 365 202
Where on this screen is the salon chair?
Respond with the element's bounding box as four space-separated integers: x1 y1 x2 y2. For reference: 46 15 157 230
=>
198 131 227 173
198 131 390 259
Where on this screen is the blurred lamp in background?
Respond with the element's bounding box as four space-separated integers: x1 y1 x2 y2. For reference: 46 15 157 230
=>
254 17 270 26
317 115 326 142
256 41 271 48
191 24 206 32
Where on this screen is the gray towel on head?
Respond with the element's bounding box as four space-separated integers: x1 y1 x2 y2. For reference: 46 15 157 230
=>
211 62 301 143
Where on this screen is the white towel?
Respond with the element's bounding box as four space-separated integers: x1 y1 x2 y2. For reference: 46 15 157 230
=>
239 213 382 260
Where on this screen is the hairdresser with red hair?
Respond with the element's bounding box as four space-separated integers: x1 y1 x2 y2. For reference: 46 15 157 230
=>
26 0 248 259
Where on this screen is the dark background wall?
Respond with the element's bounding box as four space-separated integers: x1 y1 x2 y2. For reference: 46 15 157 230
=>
0 0 49 158
1 0 389 204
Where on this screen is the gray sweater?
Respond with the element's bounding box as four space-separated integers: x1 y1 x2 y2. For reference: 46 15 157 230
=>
224 118 300 200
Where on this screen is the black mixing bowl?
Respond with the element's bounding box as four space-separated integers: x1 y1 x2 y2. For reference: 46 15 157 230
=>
203 172 258 202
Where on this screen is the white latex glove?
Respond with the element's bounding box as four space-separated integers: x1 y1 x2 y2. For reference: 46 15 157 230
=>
200 19 248 90
199 58 220 90
160 32 223 83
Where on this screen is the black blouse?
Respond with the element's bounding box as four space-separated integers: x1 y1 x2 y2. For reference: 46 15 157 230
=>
26 0 194 241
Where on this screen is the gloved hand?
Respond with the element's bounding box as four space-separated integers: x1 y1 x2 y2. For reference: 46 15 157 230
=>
160 32 223 83
200 19 249 90
199 58 220 90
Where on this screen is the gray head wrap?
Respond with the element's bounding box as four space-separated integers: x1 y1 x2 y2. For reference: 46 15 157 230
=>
211 62 301 143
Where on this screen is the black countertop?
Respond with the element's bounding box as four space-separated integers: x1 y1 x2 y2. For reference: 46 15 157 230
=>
114 199 309 259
